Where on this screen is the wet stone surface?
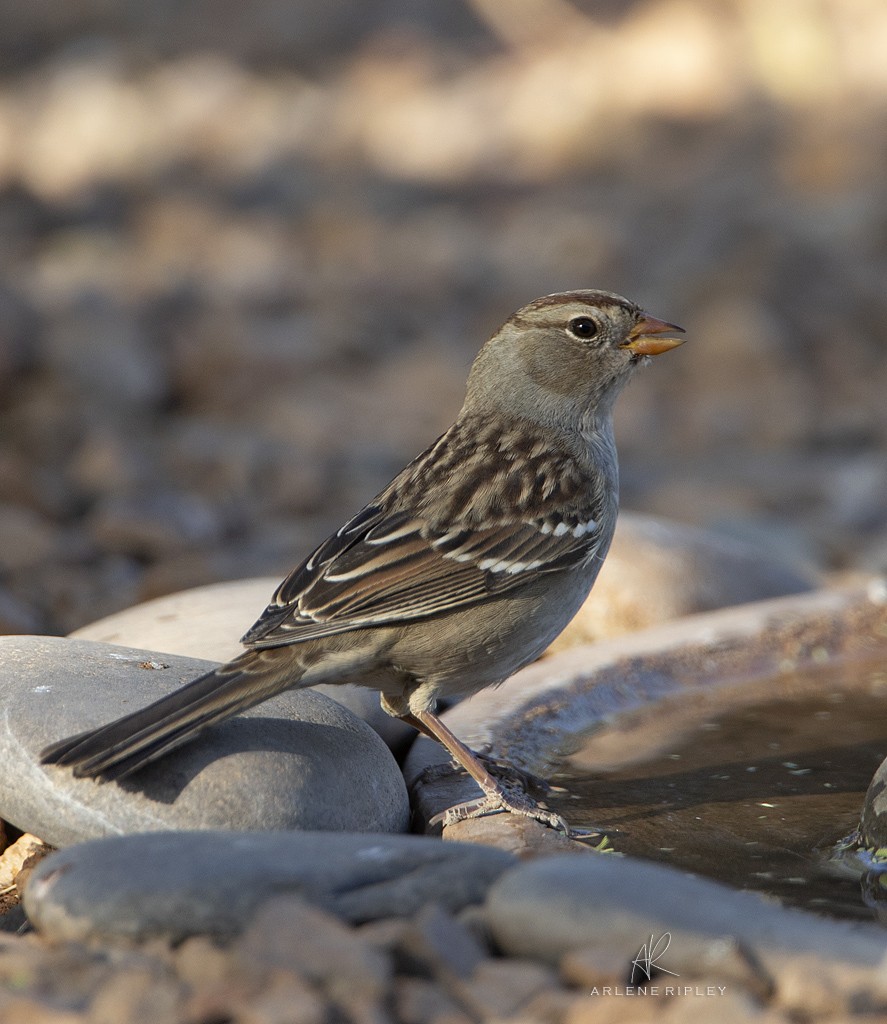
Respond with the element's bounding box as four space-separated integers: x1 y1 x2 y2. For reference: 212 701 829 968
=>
545 658 887 923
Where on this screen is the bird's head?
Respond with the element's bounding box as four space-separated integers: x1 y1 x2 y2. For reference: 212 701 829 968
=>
464 290 685 429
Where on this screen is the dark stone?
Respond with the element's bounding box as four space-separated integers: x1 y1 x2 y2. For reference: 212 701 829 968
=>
24 830 517 943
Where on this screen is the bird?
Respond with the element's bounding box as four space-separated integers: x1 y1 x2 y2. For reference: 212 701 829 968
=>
41 290 685 833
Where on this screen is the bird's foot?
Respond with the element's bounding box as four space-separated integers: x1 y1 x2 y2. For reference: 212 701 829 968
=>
430 787 567 831
429 782 609 846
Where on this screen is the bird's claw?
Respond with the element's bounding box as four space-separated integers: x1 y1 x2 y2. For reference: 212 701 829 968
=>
419 752 610 845
430 796 612 848
430 790 569 832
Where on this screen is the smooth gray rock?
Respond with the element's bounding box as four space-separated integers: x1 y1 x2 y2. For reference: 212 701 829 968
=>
0 635 409 846
237 895 392 1011
23 830 517 943
70 578 415 753
486 855 887 969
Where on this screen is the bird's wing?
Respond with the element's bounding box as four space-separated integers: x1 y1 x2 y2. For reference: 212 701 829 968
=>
240 502 604 648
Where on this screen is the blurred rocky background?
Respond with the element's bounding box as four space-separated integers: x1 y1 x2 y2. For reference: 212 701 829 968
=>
0 0 885 636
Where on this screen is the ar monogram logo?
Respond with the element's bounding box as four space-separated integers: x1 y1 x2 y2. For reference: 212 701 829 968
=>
630 932 680 983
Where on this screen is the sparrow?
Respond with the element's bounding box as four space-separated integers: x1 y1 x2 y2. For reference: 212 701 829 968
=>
41 290 685 833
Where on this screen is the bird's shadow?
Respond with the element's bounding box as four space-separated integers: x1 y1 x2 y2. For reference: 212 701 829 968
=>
107 716 350 805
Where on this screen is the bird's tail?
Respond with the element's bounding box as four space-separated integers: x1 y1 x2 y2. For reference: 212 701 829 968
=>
40 650 288 781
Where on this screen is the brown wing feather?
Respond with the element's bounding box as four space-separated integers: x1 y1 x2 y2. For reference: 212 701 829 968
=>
241 513 600 649
240 417 608 650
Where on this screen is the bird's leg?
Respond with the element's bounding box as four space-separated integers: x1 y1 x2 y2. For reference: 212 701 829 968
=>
380 696 552 794
470 753 557 796
410 707 571 834
381 695 605 840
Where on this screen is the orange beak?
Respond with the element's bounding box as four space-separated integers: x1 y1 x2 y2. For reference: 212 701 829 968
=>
621 314 686 356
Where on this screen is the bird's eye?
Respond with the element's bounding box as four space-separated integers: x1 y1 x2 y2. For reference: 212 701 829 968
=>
568 316 599 340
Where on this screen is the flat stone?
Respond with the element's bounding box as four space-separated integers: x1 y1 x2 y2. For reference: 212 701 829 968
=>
485 854 887 971
0 635 409 846
236 895 391 1010
391 903 488 979
772 953 882 1019
456 959 559 1019
23 830 517 944
71 578 414 753
393 977 469 1024
441 813 591 858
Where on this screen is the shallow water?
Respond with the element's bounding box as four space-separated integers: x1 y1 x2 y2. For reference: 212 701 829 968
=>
546 660 887 923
